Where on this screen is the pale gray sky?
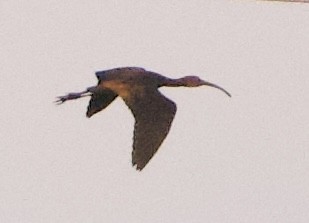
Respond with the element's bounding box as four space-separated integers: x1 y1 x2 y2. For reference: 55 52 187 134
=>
1 1 309 222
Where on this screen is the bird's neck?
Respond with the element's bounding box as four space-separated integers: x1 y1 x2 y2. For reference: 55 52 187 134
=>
161 77 186 87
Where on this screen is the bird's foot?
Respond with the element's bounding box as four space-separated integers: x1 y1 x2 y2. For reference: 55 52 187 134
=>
55 92 88 105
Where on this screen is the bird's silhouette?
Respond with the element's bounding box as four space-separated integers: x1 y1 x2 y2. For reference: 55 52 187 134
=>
56 67 231 170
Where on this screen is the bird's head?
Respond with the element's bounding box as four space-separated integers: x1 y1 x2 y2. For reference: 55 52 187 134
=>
182 76 231 97
182 76 207 87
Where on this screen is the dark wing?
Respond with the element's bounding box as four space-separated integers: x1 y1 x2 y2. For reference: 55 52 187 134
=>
125 88 177 170
86 89 118 118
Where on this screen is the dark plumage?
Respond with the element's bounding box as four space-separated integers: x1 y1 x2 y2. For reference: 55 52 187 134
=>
56 67 231 170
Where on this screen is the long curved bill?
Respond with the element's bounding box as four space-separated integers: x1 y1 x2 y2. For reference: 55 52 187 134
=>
202 81 231 97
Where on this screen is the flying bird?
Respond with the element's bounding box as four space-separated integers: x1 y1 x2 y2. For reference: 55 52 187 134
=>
56 67 231 170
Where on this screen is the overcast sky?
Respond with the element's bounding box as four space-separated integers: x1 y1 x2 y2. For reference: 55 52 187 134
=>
1 1 309 222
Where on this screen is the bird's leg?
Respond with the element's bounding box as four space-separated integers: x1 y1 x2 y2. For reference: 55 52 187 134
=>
55 86 97 104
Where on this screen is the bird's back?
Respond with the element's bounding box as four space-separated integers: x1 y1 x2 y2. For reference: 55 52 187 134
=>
95 67 146 82
96 67 165 86
95 67 166 100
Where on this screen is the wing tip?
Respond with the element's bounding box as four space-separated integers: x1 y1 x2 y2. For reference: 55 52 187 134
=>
86 110 93 118
132 161 145 171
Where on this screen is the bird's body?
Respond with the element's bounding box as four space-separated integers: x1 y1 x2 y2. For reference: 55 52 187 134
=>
94 67 162 102
56 67 231 170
